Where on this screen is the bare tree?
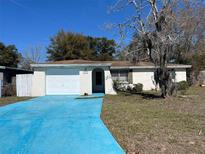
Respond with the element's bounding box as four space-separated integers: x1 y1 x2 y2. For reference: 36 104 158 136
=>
110 0 198 97
19 46 42 70
25 46 41 64
175 1 205 63
125 33 151 63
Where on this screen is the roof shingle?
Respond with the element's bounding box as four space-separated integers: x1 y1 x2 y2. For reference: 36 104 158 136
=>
45 59 154 66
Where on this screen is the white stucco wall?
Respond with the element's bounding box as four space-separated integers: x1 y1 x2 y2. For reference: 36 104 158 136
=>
132 68 156 90
80 66 116 95
31 66 116 96
104 67 117 95
80 67 92 95
79 66 116 95
175 68 187 82
30 65 188 96
0 72 3 81
132 68 188 90
31 68 46 96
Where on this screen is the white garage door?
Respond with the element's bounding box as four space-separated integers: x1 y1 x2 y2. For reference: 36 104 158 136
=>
46 68 80 95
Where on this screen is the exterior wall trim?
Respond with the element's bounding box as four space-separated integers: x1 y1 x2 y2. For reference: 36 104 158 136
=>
111 65 192 69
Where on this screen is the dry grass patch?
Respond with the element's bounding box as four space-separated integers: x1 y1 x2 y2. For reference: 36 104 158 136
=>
101 87 205 154
0 97 33 107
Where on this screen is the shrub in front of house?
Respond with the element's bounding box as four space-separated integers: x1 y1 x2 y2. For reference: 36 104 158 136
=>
177 81 189 91
113 80 127 92
113 80 119 91
113 81 143 93
3 84 16 96
133 83 143 93
126 85 132 92
114 80 135 92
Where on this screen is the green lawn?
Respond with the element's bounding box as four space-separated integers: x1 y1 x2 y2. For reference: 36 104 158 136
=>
0 97 33 107
101 87 205 154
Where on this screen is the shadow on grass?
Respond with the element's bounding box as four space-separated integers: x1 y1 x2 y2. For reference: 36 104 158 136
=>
122 91 162 100
137 92 162 99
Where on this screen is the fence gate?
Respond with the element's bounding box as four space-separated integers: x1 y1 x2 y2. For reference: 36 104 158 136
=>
16 74 33 97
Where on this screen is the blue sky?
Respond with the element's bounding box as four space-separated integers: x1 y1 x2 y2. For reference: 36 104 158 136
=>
0 0 135 61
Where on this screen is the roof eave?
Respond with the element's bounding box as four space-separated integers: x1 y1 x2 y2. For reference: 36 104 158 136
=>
111 65 192 69
31 63 192 69
31 63 112 68
167 65 192 69
0 65 32 72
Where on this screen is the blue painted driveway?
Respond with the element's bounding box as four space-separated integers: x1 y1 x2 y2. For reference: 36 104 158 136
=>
0 95 124 154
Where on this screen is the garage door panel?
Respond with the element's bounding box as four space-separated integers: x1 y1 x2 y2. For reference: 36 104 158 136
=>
46 68 80 95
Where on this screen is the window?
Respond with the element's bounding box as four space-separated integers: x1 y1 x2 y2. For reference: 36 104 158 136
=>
111 70 129 81
96 71 102 85
111 70 118 81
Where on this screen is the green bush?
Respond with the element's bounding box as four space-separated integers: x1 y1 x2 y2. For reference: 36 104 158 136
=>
177 81 189 91
133 83 143 93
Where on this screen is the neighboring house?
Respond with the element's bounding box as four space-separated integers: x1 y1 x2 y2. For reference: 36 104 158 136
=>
0 66 33 86
0 66 33 97
25 60 191 97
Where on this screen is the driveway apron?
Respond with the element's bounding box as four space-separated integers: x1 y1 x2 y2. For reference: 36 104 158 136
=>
0 94 124 154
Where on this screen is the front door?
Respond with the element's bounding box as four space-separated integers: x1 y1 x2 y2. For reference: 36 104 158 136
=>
92 68 105 93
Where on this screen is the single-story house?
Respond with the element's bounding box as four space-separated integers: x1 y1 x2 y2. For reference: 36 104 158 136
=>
0 66 33 97
27 60 191 97
0 66 33 85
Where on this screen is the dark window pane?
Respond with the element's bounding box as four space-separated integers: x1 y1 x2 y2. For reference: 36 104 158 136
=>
111 70 118 77
96 72 102 85
111 70 128 81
